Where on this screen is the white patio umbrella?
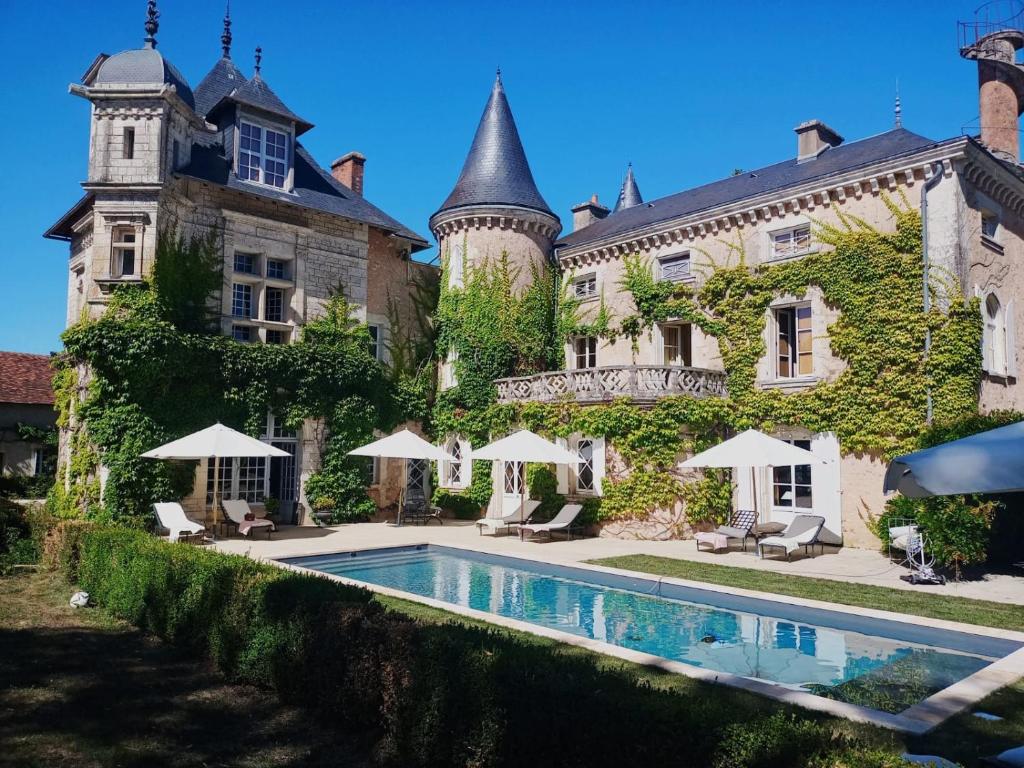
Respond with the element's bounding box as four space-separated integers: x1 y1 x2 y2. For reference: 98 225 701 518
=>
473 429 581 524
680 429 825 523
142 422 290 536
348 429 455 526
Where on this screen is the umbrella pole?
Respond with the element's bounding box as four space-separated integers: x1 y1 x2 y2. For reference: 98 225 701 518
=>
520 462 526 524
212 455 220 541
398 459 406 527
751 466 760 525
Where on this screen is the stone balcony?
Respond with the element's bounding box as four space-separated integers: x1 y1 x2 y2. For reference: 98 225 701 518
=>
494 365 728 404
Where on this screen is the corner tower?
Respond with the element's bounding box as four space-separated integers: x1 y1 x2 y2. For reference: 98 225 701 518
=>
429 72 560 292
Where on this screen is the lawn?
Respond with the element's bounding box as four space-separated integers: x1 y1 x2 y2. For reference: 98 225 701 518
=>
0 569 371 768
588 554 1024 632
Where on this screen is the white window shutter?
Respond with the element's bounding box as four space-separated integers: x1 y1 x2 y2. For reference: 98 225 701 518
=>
1007 299 1018 378
592 436 605 496
461 438 473 488
977 286 993 373
556 437 569 494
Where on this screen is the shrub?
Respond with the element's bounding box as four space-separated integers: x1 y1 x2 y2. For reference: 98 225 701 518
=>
432 489 482 520
51 526 900 768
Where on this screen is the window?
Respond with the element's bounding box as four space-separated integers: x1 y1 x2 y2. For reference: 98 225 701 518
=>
239 122 263 182
239 121 288 188
123 127 135 159
206 459 234 503
985 293 1008 375
577 439 595 492
232 283 253 318
172 139 180 171
265 287 285 323
270 414 296 439
234 252 256 274
236 457 267 502
446 439 463 487
775 305 813 378
265 329 287 345
503 460 524 495
449 243 464 287
574 336 597 369
407 458 429 498
263 128 287 187
267 259 287 279
773 439 813 510
370 457 381 485
441 349 458 389
573 274 597 299
32 449 43 477
368 324 383 360
771 225 812 260
982 212 1000 241
232 324 253 342
112 227 137 277
662 323 692 366
659 253 691 282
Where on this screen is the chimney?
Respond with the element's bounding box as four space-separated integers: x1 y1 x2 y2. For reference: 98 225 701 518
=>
571 194 610 232
331 151 366 195
961 29 1024 163
794 120 844 163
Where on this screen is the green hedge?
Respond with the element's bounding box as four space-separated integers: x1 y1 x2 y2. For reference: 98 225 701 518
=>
58 528 902 767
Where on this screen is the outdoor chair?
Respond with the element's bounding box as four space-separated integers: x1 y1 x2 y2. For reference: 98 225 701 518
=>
757 514 826 560
696 509 756 553
476 498 541 536
517 503 584 542
221 499 276 538
402 492 443 525
153 502 206 543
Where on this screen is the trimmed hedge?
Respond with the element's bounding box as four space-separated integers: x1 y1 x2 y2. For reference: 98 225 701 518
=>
58 528 903 767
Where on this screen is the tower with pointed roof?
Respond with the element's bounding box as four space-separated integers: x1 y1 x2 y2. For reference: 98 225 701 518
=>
613 164 643 213
429 72 560 293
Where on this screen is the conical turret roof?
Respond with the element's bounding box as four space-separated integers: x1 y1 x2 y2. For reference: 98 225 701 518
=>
613 164 643 212
433 73 554 221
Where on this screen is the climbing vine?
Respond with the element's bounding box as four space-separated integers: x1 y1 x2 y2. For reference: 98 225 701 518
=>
432 200 985 544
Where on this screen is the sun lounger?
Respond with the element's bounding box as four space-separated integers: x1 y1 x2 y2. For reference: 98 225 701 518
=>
153 502 206 543
757 514 825 560
517 503 584 541
697 509 756 552
221 499 276 538
476 498 541 536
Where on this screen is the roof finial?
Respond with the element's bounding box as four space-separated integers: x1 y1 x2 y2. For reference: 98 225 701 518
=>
254 46 262 76
894 79 902 129
143 0 160 49
221 2 232 58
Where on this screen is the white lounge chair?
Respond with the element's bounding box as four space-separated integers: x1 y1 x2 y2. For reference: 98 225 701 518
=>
757 514 825 560
517 504 584 541
153 502 206 543
476 498 541 536
221 499 276 538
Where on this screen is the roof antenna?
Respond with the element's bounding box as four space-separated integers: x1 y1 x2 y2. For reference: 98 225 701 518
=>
221 1 232 58
143 0 160 49
254 46 262 76
894 79 902 129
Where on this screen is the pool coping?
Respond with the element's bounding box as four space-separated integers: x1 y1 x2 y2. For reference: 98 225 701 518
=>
266 541 1024 735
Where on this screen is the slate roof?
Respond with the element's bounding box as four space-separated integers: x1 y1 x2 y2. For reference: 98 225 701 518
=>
0 352 55 406
193 56 247 117
613 164 643 213
432 74 555 223
209 74 313 135
179 133 428 248
558 128 954 249
93 47 195 110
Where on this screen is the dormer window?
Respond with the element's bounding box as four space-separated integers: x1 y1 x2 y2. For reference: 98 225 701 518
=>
238 121 289 189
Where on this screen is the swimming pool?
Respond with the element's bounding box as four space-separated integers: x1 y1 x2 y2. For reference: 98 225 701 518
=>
280 545 1023 729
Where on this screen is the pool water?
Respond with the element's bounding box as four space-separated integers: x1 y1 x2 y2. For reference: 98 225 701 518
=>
284 546 1012 713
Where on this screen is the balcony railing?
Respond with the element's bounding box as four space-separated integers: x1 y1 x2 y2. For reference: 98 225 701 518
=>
494 365 728 404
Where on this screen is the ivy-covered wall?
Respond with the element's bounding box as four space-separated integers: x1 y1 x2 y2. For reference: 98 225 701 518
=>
432 202 985 544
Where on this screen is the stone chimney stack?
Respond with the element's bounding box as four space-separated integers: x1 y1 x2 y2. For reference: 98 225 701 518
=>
794 120 844 163
571 194 610 232
331 151 366 195
961 29 1024 163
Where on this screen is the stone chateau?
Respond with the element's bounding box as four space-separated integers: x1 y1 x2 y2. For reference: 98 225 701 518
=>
431 22 1024 546
44 2 436 522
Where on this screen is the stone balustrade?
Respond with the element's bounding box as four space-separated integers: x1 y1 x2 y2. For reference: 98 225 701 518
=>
494 365 728 404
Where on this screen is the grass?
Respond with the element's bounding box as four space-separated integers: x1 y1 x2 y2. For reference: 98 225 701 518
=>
0 568 370 768
588 554 1024 632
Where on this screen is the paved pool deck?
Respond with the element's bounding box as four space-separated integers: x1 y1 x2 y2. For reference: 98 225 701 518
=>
213 520 1024 606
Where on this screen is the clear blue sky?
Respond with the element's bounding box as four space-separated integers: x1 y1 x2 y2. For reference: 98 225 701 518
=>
0 0 984 354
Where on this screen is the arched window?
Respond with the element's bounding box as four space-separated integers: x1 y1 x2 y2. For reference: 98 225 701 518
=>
441 435 471 489
985 293 1008 376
